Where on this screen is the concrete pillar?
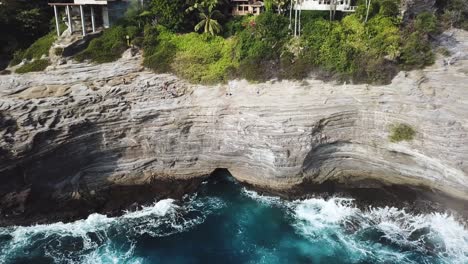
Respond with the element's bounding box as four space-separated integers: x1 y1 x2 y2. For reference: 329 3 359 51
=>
294 5 298 37
90 6 96 33
102 6 109 28
66 5 73 33
298 7 301 37
53 5 61 37
80 5 86 36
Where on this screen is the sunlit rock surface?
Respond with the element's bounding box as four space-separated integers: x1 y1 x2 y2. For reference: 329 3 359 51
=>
0 30 467 224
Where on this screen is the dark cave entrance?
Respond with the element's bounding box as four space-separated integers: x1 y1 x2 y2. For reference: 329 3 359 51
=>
210 168 233 178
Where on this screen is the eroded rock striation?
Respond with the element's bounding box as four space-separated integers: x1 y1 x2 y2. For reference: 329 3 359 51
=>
1 30 468 225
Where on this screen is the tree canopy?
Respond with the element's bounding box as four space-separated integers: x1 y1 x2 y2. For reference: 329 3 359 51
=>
0 0 52 69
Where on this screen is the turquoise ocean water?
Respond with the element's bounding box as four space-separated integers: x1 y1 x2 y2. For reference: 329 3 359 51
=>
0 173 467 264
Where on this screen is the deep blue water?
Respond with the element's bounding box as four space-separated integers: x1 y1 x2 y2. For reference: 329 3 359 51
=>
0 174 467 264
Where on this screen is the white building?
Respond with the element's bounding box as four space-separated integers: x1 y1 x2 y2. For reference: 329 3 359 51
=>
231 0 264 16
291 0 357 36
49 0 131 37
294 0 357 12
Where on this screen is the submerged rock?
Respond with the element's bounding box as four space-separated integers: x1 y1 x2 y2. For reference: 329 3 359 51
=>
0 29 467 225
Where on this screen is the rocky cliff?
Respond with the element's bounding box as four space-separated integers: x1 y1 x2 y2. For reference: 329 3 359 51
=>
1 30 468 225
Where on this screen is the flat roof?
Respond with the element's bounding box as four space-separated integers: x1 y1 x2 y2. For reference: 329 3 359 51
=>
48 0 109 6
48 2 107 5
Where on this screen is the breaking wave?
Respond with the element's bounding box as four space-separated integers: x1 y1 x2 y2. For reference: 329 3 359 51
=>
0 177 466 264
0 195 225 264
243 190 468 264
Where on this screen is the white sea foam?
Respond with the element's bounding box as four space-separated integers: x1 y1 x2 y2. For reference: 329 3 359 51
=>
1 188 467 263
80 243 144 264
294 197 358 227
241 188 282 206
123 198 178 219
290 196 468 264
1 212 114 259
0 197 221 263
242 187 468 263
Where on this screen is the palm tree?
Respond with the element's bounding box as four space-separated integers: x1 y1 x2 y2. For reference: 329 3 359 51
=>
194 5 222 35
274 0 288 14
266 0 288 14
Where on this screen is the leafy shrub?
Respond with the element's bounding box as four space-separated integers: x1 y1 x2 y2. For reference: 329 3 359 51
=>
76 26 142 63
353 55 398 84
233 13 290 81
301 18 330 64
9 50 26 66
143 41 176 73
253 12 290 43
138 0 444 84
299 10 330 25
126 26 140 39
9 33 55 66
143 26 238 84
400 13 437 69
237 58 274 82
224 15 253 37
414 12 439 35
300 12 401 83
15 59 49 74
279 52 313 80
389 123 416 142
171 34 238 84
132 37 144 48
142 25 160 52
22 33 55 60
149 0 188 32
379 0 400 17
54 47 64 56
461 20 468 30
400 32 435 68
440 0 468 30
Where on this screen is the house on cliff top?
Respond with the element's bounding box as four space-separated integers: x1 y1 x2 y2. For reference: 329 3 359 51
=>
231 0 265 16
294 0 357 13
230 0 357 16
291 0 357 36
48 0 131 37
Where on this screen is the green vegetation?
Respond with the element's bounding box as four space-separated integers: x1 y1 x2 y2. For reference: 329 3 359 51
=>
400 12 438 69
9 32 56 66
235 12 291 81
194 5 223 35
147 0 187 31
389 123 416 142
15 59 50 74
440 0 468 30
1 0 52 69
8 0 461 83
144 26 237 84
54 47 64 56
300 12 401 83
76 26 140 63
142 0 408 84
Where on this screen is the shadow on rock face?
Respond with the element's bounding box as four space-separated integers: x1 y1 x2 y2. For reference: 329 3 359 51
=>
0 119 198 226
0 121 113 225
0 117 208 226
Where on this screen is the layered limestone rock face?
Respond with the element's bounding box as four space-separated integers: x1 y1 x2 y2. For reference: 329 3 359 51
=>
1 30 468 224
